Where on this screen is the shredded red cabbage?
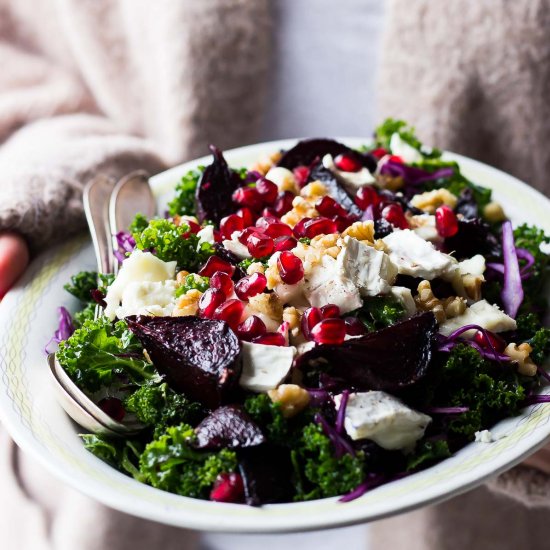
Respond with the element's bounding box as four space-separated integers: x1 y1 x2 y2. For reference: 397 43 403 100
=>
487 246 534 282
379 158 454 185
114 231 136 263
44 306 75 354
306 388 332 407
339 473 386 503
314 412 355 458
501 221 523 318
361 205 375 221
537 366 550 384
521 394 550 407
438 324 511 362
335 390 350 434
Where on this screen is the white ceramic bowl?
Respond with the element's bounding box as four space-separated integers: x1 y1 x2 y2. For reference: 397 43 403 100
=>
0 138 549 533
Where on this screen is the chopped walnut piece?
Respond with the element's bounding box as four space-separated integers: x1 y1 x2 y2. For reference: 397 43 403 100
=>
300 180 328 199
504 343 537 376
248 293 284 323
172 289 202 317
441 296 467 318
246 262 266 276
283 306 302 337
410 188 458 214
341 220 375 244
268 384 311 418
462 273 484 302
250 151 283 176
415 280 466 324
176 270 190 285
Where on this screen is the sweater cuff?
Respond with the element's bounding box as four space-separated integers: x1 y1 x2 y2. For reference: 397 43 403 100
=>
486 465 550 508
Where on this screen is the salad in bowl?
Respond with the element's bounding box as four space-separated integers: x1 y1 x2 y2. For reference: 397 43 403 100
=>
50 119 550 506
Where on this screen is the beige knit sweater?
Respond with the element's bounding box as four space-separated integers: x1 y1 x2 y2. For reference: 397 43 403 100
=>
0 1 549 549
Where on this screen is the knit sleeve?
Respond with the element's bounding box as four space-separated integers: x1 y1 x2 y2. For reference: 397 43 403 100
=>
0 114 166 255
486 466 550 508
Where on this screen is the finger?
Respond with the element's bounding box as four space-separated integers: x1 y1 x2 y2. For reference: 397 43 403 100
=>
0 232 29 299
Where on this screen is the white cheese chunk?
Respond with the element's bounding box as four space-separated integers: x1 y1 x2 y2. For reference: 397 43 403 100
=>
474 430 493 443
322 154 375 194
458 254 486 277
382 229 456 280
540 241 550 255
115 280 177 319
409 214 441 243
197 225 215 246
389 133 423 164
336 236 398 296
222 231 251 260
335 391 431 450
104 250 176 320
239 342 296 393
390 286 417 317
439 299 517 337
265 167 297 192
304 255 362 313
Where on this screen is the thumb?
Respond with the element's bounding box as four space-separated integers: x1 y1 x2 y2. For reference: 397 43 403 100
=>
0 232 30 299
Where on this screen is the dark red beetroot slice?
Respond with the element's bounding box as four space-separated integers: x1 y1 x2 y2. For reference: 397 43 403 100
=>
308 162 362 217
193 405 265 450
196 146 243 225
126 316 241 409
237 446 294 506
296 312 438 392
277 138 376 172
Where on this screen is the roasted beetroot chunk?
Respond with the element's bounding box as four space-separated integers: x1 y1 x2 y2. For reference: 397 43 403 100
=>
196 145 243 225
126 316 242 409
194 405 265 450
308 162 362 217
277 138 375 172
237 446 294 506
296 313 438 392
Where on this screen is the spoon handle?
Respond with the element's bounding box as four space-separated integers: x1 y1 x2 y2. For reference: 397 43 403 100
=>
83 175 116 275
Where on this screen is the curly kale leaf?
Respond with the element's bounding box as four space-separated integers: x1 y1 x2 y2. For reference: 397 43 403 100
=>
407 440 451 471
57 317 155 393
175 274 210 298
64 271 98 302
244 394 290 446
81 434 145 481
139 424 237 498
129 213 149 235
124 382 206 436
434 345 527 439
73 302 95 329
374 118 441 159
167 167 204 217
132 218 214 271
515 313 550 366
514 224 550 316
348 296 405 332
294 423 365 501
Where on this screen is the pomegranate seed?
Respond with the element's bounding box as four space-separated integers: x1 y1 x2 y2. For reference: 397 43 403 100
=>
293 166 310 187
255 215 280 230
277 251 304 284
321 304 340 319
301 307 323 340
388 154 404 164
355 186 380 210
303 217 338 239
473 330 506 353
252 332 287 346
334 154 362 173
370 148 388 159
213 229 223 243
98 397 126 422
210 271 234 298
382 204 409 229
213 299 245 329
256 178 279 204
182 219 201 234
316 196 348 217
236 315 267 341
232 187 263 211
262 207 278 219
311 318 347 345
235 273 267 300
333 215 354 233
292 217 311 238
236 207 255 228
265 222 293 239
274 235 297 252
210 472 245 503
344 317 367 336
273 191 295 217
238 227 262 245
199 256 235 277
247 233 274 258
220 214 244 239
198 288 226 318
435 205 459 238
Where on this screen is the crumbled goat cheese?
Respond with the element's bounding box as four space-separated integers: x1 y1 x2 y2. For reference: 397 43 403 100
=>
389 133 423 164
222 231 251 260
322 154 375 194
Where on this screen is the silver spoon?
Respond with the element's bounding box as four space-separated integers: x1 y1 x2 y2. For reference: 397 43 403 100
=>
48 173 155 436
